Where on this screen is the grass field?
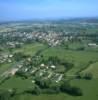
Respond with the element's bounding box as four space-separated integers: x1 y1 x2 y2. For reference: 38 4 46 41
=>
0 63 14 75
13 42 47 55
0 76 33 93
70 79 98 100
41 47 98 75
41 47 98 63
0 43 47 79
1 43 98 100
10 79 98 100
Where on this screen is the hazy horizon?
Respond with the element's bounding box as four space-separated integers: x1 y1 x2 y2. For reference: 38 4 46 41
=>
0 0 98 22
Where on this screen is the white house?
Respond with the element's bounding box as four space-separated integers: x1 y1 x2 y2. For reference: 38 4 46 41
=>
50 65 56 69
40 63 45 67
88 43 97 47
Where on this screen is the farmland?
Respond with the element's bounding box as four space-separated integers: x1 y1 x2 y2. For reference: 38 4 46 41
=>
0 42 98 100
0 19 98 100
41 46 98 75
10 79 98 100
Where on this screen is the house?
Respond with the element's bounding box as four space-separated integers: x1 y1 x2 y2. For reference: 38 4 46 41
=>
47 72 52 78
40 63 45 67
24 68 28 72
18 65 23 68
88 43 97 47
10 68 19 75
3 54 8 58
39 72 43 76
9 54 13 58
32 80 35 83
50 65 56 69
8 59 12 63
56 74 63 83
27 58 31 62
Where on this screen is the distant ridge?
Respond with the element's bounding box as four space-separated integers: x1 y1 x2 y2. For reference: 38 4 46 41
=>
0 17 98 24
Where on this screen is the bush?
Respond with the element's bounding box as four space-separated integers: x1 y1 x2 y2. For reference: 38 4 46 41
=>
0 90 11 100
70 87 83 96
25 85 41 95
49 83 61 94
76 47 85 51
10 88 17 97
42 89 59 94
35 79 51 89
15 71 28 79
14 52 27 61
83 73 93 80
32 85 41 95
60 81 83 96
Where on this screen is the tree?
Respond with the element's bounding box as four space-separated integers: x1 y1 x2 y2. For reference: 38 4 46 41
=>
14 52 24 61
35 79 51 89
83 73 93 80
15 71 28 79
48 56 60 65
10 88 17 97
77 47 85 51
60 81 71 92
65 44 69 50
32 85 41 95
70 87 83 96
61 61 74 71
0 90 11 100
49 83 61 93
60 81 83 96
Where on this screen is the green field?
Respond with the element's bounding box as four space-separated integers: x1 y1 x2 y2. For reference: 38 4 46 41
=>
1 43 98 100
0 77 33 93
81 62 98 78
13 42 47 55
0 43 47 75
10 79 98 100
41 47 98 75
0 62 15 75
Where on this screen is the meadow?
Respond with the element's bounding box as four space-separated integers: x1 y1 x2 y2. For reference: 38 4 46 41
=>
11 79 98 100
0 42 98 100
41 46 98 76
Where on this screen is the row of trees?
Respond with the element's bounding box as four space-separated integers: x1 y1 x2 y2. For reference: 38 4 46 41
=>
47 56 74 71
24 79 83 96
76 73 93 80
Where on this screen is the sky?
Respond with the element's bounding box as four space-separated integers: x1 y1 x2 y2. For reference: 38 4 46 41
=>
0 0 98 21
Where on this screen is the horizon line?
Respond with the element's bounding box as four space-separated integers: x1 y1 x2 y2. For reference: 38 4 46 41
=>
0 16 98 23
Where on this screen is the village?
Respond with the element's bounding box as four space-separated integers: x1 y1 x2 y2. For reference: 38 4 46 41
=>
0 53 66 85
0 0 98 98
0 21 98 99
0 24 98 85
